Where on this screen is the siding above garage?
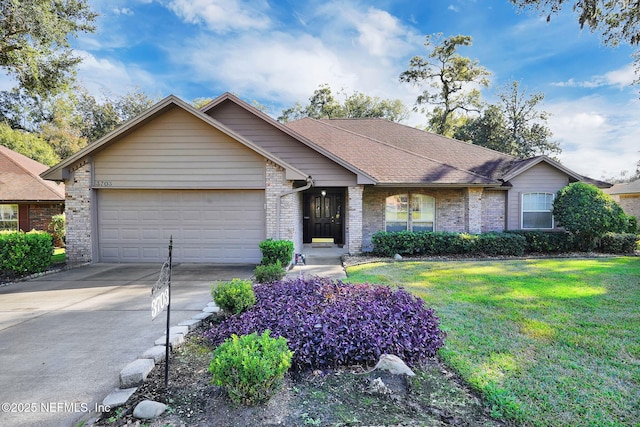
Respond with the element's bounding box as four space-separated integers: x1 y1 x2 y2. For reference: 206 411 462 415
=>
204 99 365 187
93 107 266 189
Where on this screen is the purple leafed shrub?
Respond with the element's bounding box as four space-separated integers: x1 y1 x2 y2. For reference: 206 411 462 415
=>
204 277 446 370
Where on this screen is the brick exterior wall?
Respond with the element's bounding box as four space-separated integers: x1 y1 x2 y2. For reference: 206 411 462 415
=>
347 185 364 254
466 188 483 234
265 161 303 255
27 203 64 232
362 187 507 251
482 190 506 232
65 161 92 264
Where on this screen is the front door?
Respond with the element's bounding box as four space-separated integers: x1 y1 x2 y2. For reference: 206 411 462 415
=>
303 190 344 244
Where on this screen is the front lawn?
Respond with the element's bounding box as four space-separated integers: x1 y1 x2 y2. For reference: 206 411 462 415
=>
346 257 640 426
51 247 65 264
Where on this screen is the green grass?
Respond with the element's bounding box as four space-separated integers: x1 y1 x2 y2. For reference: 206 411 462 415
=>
346 257 640 426
51 247 65 264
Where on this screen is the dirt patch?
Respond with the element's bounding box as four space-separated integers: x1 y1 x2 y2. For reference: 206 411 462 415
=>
94 321 505 427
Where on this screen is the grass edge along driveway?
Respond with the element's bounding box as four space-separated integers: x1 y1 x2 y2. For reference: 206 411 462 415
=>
346 257 640 427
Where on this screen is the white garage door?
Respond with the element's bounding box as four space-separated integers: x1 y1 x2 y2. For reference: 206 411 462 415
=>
97 189 264 263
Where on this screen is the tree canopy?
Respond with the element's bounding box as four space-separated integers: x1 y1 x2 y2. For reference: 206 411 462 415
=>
511 1 640 80
278 84 409 123
0 0 97 96
455 81 561 158
399 34 490 136
0 122 60 166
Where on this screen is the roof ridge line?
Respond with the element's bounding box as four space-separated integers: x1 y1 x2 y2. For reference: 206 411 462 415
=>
314 119 501 183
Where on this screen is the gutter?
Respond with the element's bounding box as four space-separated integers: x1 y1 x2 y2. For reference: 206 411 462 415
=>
276 177 313 240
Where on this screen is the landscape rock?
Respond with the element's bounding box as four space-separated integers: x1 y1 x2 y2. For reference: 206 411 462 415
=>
133 399 166 420
140 345 167 363
102 387 137 409
120 358 155 388
371 354 415 376
394 253 403 261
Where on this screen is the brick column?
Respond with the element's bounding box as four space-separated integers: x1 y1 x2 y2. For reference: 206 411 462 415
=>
347 185 364 254
466 187 483 234
265 161 302 253
65 161 92 264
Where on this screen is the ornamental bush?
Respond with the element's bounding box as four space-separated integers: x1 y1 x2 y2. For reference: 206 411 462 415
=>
0 230 53 274
258 239 294 266
254 260 285 283
211 278 256 314
205 277 446 370
553 182 632 250
209 330 292 405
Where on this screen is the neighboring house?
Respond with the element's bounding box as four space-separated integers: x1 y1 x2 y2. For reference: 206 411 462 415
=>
41 93 607 264
0 145 65 233
604 179 640 220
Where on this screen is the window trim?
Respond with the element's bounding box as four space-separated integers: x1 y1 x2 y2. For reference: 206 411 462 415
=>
521 192 555 229
0 204 19 232
385 193 435 232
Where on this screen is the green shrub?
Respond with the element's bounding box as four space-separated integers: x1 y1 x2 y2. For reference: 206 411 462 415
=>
48 213 65 247
371 231 526 257
258 239 294 266
0 230 53 274
553 182 630 250
599 232 639 254
476 233 526 256
211 279 256 314
626 216 638 234
209 330 292 405
506 230 576 253
254 260 285 283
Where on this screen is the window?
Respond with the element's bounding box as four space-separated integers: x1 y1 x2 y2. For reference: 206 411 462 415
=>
385 193 435 232
522 193 554 229
0 204 18 231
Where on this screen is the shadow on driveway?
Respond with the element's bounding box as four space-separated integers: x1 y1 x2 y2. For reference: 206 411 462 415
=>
0 263 254 427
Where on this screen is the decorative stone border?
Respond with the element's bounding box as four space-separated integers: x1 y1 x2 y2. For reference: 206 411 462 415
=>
100 302 220 410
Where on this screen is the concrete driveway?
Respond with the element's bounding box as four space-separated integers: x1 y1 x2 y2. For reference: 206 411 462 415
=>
0 263 254 427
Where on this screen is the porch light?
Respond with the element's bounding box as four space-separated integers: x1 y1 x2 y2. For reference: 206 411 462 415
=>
321 190 326 196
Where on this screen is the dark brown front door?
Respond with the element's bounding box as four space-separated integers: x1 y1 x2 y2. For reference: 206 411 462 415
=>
303 190 344 244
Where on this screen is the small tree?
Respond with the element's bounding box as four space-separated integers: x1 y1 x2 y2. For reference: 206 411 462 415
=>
552 182 631 250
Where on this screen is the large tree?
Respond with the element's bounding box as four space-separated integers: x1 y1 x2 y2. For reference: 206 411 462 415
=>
278 84 409 123
455 81 561 158
0 0 97 96
399 34 491 136
0 122 60 166
512 0 640 84
511 0 640 47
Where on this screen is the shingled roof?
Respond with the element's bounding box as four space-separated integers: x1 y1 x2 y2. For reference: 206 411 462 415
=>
0 145 65 202
286 118 517 186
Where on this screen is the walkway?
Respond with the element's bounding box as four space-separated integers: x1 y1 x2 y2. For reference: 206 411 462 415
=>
285 244 348 280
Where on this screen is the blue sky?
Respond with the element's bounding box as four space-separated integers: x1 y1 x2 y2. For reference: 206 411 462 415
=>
11 0 640 180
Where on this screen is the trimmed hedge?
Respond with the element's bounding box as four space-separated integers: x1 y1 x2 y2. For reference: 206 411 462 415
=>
506 230 576 253
0 231 53 274
371 231 525 257
599 232 639 254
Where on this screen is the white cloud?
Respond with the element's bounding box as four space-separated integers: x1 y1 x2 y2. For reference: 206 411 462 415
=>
552 64 636 89
162 2 425 118
75 50 160 99
166 0 271 33
112 7 134 15
547 96 640 180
